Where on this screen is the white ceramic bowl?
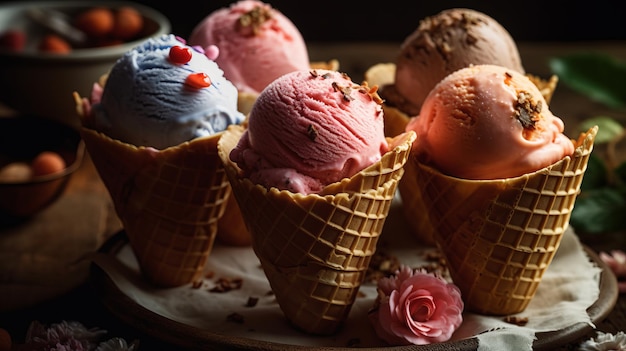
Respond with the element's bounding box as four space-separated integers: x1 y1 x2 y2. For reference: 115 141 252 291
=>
0 1 171 129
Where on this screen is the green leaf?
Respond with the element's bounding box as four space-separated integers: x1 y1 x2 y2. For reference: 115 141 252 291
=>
577 116 624 144
570 187 626 234
615 161 626 184
549 53 626 109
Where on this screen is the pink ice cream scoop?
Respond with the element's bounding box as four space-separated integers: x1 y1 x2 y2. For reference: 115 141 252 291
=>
188 0 310 94
230 69 389 194
407 64 574 180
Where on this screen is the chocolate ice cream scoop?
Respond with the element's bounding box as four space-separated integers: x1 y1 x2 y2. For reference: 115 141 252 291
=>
387 8 525 116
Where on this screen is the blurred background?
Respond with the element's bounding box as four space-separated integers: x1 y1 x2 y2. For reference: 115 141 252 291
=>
136 0 625 43
0 0 623 43
0 0 624 127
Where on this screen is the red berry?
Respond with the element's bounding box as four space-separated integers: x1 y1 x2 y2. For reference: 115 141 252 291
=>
169 45 192 64
112 6 143 40
39 34 72 53
74 7 114 37
31 151 66 177
185 73 211 89
0 30 26 52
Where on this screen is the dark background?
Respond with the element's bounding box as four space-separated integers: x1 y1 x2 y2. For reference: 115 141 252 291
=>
2 1 623 43
136 0 626 43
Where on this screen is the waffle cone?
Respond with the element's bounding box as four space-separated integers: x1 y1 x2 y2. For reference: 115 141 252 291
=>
223 60 342 246
381 104 437 245
237 92 259 117
364 64 410 138
79 127 231 287
413 126 597 315
218 125 415 335
216 195 251 246
310 59 340 71
527 74 558 104
364 64 435 244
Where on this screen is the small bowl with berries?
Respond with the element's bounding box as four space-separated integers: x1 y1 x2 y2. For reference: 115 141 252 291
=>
0 115 85 220
0 1 170 129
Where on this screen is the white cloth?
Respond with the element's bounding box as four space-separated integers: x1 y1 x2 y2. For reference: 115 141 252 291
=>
459 226 602 351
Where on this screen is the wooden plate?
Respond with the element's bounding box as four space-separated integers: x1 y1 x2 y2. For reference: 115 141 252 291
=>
90 229 618 351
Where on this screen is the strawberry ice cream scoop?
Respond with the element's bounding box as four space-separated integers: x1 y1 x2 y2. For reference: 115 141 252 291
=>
407 64 574 180
230 69 389 194
188 0 310 94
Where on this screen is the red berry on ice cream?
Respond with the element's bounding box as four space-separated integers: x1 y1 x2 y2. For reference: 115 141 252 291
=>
169 45 193 64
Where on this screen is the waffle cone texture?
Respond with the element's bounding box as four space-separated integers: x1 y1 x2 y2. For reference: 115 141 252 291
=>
218 125 415 335
413 126 597 315
79 125 231 287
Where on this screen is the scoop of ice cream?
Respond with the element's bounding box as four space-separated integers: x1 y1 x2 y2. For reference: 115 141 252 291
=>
90 34 245 149
230 69 389 194
388 8 524 116
407 64 574 180
188 0 310 94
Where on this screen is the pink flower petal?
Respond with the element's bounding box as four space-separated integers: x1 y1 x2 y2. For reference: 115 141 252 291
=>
369 265 464 346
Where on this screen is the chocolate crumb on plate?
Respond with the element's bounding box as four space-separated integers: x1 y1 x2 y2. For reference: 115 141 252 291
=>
209 277 244 293
227 312 245 324
245 296 259 307
504 316 529 326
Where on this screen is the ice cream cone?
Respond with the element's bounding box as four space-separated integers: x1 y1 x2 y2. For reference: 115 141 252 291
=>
364 63 561 246
224 59 342 247
310 59 340 71
218 124 415 335
527 74 558 104
237 92 259 117
79 126 231 287
413 126 597 315
365 63 433 244
364 63 410 138
216 195 251 246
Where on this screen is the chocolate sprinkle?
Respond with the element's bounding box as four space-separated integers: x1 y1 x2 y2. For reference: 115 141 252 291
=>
308 70 384 106
245 296 259 307
307 124 318 141
504 316 529 326
238 5 273 35
409 10 487 60
515 90 541 130
209 277 243 293
332 82 354 101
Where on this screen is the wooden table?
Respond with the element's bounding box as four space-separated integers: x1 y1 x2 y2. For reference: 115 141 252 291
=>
1 41 625 350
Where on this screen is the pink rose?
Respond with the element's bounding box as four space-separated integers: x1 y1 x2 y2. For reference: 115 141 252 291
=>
599 250 626 293
368 265 464 345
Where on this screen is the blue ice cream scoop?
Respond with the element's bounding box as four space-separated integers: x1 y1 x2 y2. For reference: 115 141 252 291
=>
91 34 245 149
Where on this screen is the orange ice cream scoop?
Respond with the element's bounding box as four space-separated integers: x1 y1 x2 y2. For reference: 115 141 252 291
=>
407 64 574 180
